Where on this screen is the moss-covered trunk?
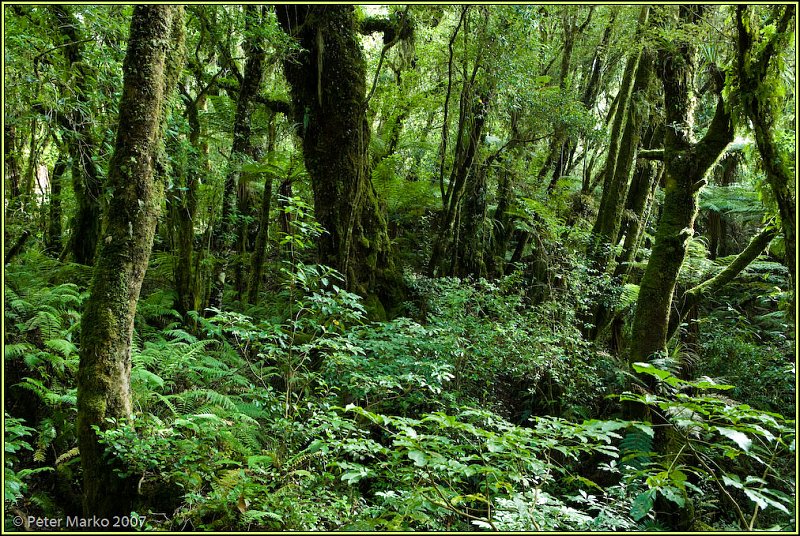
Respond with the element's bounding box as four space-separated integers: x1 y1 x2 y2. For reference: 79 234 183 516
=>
590 7 649 271
429 83 492 277
613 160 660 279
173 97 202 315
455 161 489 278
668 223 779 340
209 5 266 310
247 113 277 305
4 124 22 205
276 5 392 295
77 5 182 518
49 6 103 265
592 49 653 271
45 153 67 256
629 7 733 364
735 5 796 301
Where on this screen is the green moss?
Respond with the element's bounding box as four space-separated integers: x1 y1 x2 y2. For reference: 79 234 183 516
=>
363 293 387 322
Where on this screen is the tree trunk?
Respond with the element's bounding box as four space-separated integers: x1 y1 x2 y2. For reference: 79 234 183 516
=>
173 98 202 315
276 5 393 295
590 6 649 269
4 124 22 206
248 113 277 305
592 48 654 271
629 6 733 364
429 83 492 276
455 161 489 278
45 153 67 255
77 5 182 518
209 5 266 310
613 160 660 279
735 5 796 301
49 6 104 265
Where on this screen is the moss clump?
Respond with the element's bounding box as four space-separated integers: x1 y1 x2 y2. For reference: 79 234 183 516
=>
363 293 387 322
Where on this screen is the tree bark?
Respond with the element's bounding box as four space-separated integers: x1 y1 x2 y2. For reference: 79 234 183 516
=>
629 6 733 364
590 6 649 270
45 153 67 255
276 5 393 295
4 124 22 205
593 48 654 273
4 230 31 265
613 160 660 279
77 5 182 518
49 6 103 265
429 77 493 276
247 113 277 305
209 5 266 311
735 5 796 301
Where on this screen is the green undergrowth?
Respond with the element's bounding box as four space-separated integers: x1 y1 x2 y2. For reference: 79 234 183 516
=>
3 251 796 531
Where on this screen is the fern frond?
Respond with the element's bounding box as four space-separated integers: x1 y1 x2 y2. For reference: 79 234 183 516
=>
43 338 78 358
5 342 34 360
620 426 654 472
55 447 80 466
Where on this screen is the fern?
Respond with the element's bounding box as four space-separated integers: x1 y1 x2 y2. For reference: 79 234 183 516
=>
55 447 80 466
5 342 34 359
699 183 765 221
25 310 63 341
620 426 654 472
165 328 199 344
16 378 77 408
43 338 78 359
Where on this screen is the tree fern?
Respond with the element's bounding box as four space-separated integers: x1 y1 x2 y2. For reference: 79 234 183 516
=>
699 183 765 221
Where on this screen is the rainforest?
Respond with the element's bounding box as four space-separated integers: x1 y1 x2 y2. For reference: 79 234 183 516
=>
3 4 797 532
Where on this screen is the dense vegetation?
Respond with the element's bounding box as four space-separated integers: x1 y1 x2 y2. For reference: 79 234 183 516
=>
3 4 796 532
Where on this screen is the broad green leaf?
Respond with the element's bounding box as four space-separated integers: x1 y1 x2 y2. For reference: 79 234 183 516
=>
632 362 672 381
408 450 428 467
716 427 752 451
659 486 685 507
630 489 655 521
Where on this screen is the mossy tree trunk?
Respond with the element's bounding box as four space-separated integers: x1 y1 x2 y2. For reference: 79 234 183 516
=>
276 5 393 295
209 5 266 310
455 160 489 278
49 6 103 265
169 93 203 315
247 112 277 305
667 222 779 340
429 78 493 277
613 160 660 279
4 124 22 206
705 151 739 259
629 6 733 365
735 5 796 301
590 6 649 270
77 5 183 518
45 152 67 256
592 49 654 272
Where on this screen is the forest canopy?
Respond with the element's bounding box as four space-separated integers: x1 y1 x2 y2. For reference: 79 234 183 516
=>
3 4 797 532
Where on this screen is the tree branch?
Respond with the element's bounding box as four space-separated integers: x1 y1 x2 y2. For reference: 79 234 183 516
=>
668 222 779 339
5 230 31 265
637 149 664 160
